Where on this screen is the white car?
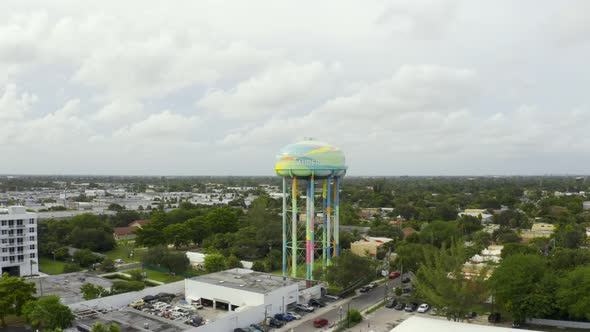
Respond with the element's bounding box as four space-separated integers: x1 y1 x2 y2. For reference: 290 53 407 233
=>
417 303 430 313
286 311 302 320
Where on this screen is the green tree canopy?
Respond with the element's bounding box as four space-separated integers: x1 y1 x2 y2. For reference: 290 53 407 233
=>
414 242 487 321
204 253 227 273
489 254 548 322
22 295 74 330
326 251 377 288
0 273 37 327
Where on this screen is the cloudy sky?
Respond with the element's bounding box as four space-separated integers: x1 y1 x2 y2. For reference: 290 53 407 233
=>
1 0 589 176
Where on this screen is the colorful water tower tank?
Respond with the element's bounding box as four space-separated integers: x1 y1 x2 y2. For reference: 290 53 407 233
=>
275 138 347 281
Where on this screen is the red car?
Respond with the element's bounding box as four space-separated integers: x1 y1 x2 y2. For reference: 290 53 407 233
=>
389 271 401 279
313 318 329 328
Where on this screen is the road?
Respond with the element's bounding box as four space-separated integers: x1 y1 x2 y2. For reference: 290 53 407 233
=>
278 278 405 332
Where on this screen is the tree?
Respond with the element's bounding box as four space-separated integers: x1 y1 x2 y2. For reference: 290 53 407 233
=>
489 254 548 322
163 223 192 249
204 207 239 234
394 242 436 273
226 255 243 269
107 203 125 211
420 221 461 248
326 251 376 288
128 270 144 281
100 258 117 272
204 253 227 273
347 309 363 324
556 265 590 321
22 295 74 330
492 227 521 244
414 243 488 321
81 283 110 300
73 249 100 267
91 322 120 332
63 264 82 273
0 273 36 327
500 243 539 259
142 246 189 273
252 261 266 272
548 248 590 271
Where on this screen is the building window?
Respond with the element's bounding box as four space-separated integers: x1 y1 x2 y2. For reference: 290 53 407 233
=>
29 219 35 224
1 239 6 244
8 220 14 226
1 257 6 262
1 221 6 226
1 248 6 253
29 228 35 232
30 253 35 258
29 236 35 241
30 244 35 250
16 220 23 226
1 230 6 235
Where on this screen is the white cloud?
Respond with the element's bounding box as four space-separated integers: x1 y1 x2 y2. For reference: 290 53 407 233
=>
0 84 37 121
113 110 199 142
0 1 589 175
197 61 341 119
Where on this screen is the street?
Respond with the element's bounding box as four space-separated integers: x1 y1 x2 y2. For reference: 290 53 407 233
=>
277 278 404 332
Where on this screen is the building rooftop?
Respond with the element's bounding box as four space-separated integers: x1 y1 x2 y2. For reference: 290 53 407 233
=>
32 272 113 305
189 269 306 294
74 307 186 332
391 317 542 332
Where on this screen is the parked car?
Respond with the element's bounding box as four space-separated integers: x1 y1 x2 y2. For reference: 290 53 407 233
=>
275 313 294 321
417 303 430 313
249 324 264 332
295 303 315 312
402 287 412 293
286 311 301 320
114 258 124 264
309 298 326 308
313 318 329 328
385 299 398 308
405 303 418 312
233 328 247 332
389 271 401 279
266 317 284 328
394 302 406 310
465 311 477 319
368 282 378 289
401 276 411 283
359 286 370 293
488 312 501 323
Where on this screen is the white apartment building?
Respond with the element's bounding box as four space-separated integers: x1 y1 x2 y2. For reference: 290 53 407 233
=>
0 206 39 276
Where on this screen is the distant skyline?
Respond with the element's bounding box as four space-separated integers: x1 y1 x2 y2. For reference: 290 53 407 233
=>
1 1 590 176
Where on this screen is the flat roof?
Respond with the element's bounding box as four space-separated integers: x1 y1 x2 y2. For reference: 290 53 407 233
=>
75 307 186 332
32 272 113 305
189 269 307 294
391 317 542 332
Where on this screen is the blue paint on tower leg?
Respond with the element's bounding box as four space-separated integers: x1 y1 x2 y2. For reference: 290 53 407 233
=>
334 176 340 256
282 177 287 280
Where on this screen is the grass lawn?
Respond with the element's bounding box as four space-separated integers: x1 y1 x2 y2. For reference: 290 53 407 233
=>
143 269 184 283
39 256 69 275
104 244 147 263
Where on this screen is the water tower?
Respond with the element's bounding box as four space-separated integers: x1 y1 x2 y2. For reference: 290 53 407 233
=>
275 138 347 281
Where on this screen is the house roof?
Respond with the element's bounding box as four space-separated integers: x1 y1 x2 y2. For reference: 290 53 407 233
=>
128 220 149 227
114 227 136 236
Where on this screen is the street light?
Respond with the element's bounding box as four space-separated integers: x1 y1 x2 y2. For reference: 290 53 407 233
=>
338 305 343 325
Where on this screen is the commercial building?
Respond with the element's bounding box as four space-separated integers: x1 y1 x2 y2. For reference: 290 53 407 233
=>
521 222 555 241
350 236 393 258
391 316 542 332
68 268 324 332
0 206 38 276
459 209 493 223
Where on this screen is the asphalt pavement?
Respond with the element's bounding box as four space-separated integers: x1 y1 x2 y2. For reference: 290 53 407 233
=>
277 277 405 332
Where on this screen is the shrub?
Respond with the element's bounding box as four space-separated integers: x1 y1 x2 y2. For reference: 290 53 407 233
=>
347 309 362 324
